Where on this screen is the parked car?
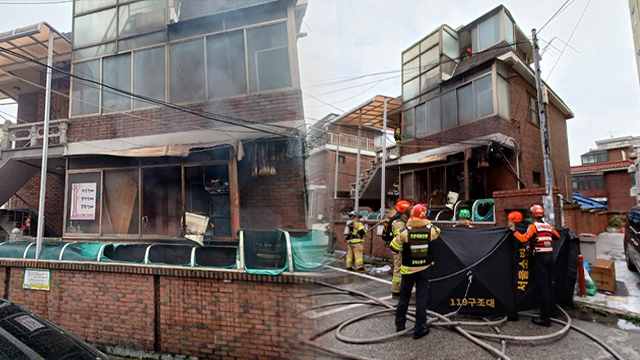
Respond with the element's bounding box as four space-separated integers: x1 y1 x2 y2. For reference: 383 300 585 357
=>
0 298 109 359
624 206 640 272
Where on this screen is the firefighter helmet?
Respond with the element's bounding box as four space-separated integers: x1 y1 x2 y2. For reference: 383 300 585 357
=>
459 209 471 219
347 210 358 219
530 205 544 217
410 204 428 220
396 200 411 213
508 211 523 223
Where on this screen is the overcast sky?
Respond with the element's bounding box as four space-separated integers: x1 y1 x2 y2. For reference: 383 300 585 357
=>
0 0 638 166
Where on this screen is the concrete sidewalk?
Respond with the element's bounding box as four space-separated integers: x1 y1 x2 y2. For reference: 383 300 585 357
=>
574 232 640 318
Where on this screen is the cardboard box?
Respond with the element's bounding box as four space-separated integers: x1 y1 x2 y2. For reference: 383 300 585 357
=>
590 259 616 292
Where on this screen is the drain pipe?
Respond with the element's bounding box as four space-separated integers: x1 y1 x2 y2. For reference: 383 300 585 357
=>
558 193 565 227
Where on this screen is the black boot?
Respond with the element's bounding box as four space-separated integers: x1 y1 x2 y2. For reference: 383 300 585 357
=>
396 325 405 333
392 292 400 300
531 317 551 327
413 326 430 339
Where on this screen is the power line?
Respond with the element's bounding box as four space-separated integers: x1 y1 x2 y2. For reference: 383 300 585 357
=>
0 0 71 3
538 0 574 34
546 0 590 80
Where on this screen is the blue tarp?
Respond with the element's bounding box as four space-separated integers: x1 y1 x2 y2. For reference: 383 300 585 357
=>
573 192 607 209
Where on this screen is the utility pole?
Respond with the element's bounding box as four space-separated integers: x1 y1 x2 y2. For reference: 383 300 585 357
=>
532 28 555 227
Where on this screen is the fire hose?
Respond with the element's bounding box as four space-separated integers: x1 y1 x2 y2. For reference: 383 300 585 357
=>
299 279 625 360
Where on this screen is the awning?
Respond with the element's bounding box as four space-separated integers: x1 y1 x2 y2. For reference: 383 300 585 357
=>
329 95 402 129
396 132 515 165
0 22 71 100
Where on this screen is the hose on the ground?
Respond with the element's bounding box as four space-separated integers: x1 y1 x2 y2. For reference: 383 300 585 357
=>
301 280 626 360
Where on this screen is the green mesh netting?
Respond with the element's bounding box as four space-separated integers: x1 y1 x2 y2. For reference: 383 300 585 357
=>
243 229 289 275
473 199 495 222
0 241 33 259
25 242 66 260
291 230 327 272
61 242 110 262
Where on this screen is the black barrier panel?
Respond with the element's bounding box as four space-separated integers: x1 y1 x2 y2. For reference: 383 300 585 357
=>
148 245 193 265
195 246 237 267
515 229 579 311
243 229 288 270
428 227 517 318
102 244 147 263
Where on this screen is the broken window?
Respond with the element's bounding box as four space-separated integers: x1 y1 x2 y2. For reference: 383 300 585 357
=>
207 30 247 98
71 60 100 116
102 53 132 112
118 0 166 39
185 165 232 238
102 170 140 235
142 167 182 236
169 39 206 103
134 46 166 108
247 23 292 92
73 7 117 47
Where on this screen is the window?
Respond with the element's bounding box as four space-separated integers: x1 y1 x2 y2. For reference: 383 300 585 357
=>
415 103 427 137
338 155 345 164
497 75 510 118
403 108 415 140
633 7 638 29
207 31 247 98
581 152 607 164
73 42 116 61
118 31 165 52
118 0 166 38
73 8 117 47
420 47 438 73
528 94 539 125
74 0 116 15
632 173 637 188
442 30 458 59
169 39 206 103
421 66 439 93
71 60 100 116
134 47 165 108
102 170 140 235
427 97 441 134
474 75 494 118
573 175 604 190
477 13 500 51
504 13 514 45
442 91 457 130
403 77 420 101
67 172 102 234
247 23 292 92
533 172 541 187
102 53 131 112
457 83 473 125
403 57 420 82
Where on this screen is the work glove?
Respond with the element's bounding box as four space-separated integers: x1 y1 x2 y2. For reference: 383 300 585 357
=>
507 222 515 231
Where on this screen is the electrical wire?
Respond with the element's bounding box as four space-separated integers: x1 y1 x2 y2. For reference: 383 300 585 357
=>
546 0 591 80
538 0 574 34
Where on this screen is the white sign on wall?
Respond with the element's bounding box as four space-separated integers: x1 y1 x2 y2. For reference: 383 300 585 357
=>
70 182 97 220
23 268 51 291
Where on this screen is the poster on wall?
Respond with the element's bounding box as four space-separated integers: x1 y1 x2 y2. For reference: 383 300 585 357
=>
70 182 97 220
23 268 51 291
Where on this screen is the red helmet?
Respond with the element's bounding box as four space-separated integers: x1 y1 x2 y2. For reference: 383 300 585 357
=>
530 205 544 217
410 204 428 220
396 200 411 213
508 211 523 223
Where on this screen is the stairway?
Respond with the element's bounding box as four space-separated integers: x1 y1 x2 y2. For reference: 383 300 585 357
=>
350 153 399 200
0 158 39 207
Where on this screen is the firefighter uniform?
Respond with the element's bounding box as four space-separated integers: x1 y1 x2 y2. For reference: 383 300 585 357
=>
510 205 560 327
391 215 408 297
390 204 441 339
345 213 366 271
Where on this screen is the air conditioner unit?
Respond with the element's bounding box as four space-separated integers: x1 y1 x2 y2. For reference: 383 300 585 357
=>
631 187 638 197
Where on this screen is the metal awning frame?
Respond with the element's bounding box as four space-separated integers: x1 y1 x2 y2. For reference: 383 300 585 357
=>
329 95 402 130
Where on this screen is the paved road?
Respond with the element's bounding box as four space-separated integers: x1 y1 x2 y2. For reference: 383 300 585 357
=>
305 263 640 360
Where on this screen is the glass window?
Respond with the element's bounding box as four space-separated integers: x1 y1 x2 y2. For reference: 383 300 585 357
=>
415 103 427 137
442 30 458 59
632 173 637 188
247 23 292 92
118 31 165 52
169 39 206 103
442 91 457 130
477 13 500 51
457 83 473 125
102 53 132 112
71 60 100 116
74 0 116 15
420 46 439 73
420 33 438 53
66 172 102 234
504 13 514 45
207 31 247 98
403 57 420 83
118 0 166 39
427 97 441 134
134 47 165 108
497 75 510 119
403 45 419 64
528 94 539 125
403 108 415 140
73 8 117 47
403 77 420 101
475 75 494 118
73 42 116 61
421 66 439 93
102 170 140 235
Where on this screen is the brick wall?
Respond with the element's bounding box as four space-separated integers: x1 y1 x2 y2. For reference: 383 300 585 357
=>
9 172 65 235
604 170 636 212
0 261 318 359
68 89 304 143
563 204 608 236
15 72 69 123
493 187 563 226
239 146 307 230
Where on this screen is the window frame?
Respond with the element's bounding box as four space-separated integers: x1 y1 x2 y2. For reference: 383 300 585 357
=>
527 92 539 126
69 1 297 118
572 174 605 191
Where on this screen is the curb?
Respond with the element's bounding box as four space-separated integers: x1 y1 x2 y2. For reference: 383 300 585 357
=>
574 297 640 319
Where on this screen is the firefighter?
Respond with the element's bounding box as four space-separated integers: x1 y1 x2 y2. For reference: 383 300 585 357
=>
382 200 412 299
344 211 366 272
390 204 441 339
509 204 560 327
454 209 472 227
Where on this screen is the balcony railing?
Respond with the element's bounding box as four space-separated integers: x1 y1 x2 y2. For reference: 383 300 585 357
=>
1 120 69 151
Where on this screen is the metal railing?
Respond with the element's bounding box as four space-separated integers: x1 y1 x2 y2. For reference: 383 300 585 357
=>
1 119 69 151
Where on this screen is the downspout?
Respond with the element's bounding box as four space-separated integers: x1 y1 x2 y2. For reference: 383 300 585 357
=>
557 193 565 228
